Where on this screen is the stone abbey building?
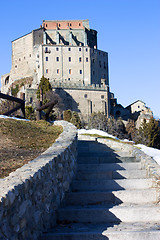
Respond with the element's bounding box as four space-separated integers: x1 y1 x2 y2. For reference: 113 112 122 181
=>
1 20 112 120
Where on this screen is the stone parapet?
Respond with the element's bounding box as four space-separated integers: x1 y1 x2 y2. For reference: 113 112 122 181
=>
0 121 77 240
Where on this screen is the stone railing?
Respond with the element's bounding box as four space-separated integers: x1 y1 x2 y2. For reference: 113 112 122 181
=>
0 121 77 240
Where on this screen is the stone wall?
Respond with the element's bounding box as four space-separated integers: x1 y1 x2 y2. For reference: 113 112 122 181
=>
0 121 77 240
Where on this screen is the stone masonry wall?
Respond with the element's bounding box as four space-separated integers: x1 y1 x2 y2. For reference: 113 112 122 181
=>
0 121 77 240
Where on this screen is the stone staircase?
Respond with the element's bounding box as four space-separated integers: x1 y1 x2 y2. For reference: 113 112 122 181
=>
40 139 160 240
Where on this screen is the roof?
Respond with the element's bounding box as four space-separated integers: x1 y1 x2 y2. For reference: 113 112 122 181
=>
126 100 146 109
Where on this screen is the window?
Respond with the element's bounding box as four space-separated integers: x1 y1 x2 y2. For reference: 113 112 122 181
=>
84 94 87 98
93 59 95 63
69 69 71 74
56 57 59 62
86 48 88 52
86 57 88 62
79 48 81 51
104 62 106 69
30 97 33 103
19 58 21 61
59 24 61 27
80 70 82 74
46 57 48 61
29 54 31 57
70 23 72 27
79 23 81 26
46 24 48 27
99 52 100 55
104 74 106 78
68 78 70 80
69 57 71 62
24 56 26 59
46 69 48 73
99 61 101 68
101 95 104 99
45 47 48 53
15 65 17 68
68 47 71 51
56 47 59 51
93 70 95 75
79 57 82 62
57 69 59 74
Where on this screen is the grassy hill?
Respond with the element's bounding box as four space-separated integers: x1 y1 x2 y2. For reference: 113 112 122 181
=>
0 118 62 178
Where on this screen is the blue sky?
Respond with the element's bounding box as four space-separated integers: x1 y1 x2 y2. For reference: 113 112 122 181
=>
0 0 160 117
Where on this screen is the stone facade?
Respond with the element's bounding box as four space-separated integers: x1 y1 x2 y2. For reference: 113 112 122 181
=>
1 20 110 121
0 121 77 240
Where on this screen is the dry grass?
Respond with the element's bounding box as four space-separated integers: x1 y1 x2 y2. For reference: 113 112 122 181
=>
0 118 63 178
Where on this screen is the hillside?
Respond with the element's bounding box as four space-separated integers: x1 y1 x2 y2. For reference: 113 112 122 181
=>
0 118 62 178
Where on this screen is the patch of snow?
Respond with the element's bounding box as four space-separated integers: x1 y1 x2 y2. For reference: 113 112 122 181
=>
136 144 160 165
78 129 118 139
0 115 29 121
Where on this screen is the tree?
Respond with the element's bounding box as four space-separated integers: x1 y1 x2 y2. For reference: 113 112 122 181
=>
138 117 160 149
63 110 82 129
88 112 108 130
36 76 52 102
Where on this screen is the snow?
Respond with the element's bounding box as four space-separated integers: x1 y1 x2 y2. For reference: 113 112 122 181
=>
78 128 160 166
136 144 160 165
0 115 29 121
78 129 117 139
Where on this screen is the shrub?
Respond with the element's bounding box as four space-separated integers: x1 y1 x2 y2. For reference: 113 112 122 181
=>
63 110 82 129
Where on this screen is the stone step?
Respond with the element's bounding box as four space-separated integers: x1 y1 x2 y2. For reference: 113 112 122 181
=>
71 178 153 191
77 162 142 171
77 155 138 164
76 169 147 180
64 188 159 205
40 222 160 240
57 204 160 224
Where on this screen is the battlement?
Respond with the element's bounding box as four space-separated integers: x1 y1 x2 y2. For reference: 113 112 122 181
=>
42 19 90 30
50 80 109 91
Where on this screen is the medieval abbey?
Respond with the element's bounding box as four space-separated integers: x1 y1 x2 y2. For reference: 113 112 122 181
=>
1 19 152 122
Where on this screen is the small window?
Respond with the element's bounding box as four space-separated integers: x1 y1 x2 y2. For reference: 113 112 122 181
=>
46 57 48 61
69 57 71 62
59 23 61 27
29 54 31 57
101 95 104 99
138 106 140 108
79 57 82 62
68 47 71 51
86 57 88 62
56 57 59 62
15 65 17 68
19 58 21 61
46 69 48 73
80 70 82 74
56 47 59 51
38 65 40 68
69 69 71 74
68 78 70 80
93 70 95 75
70 23 72 27
86 48 88 52
24 56 26 59
99 52 100 55
93 59 95 63
46 24 48 27
104 62 106 69
57 69 59 74
79 23 81 26
30 97 33 103
79 48 81 51
84 94 87 98
99 61 101 68
45 47 48 52
104 74 106 78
